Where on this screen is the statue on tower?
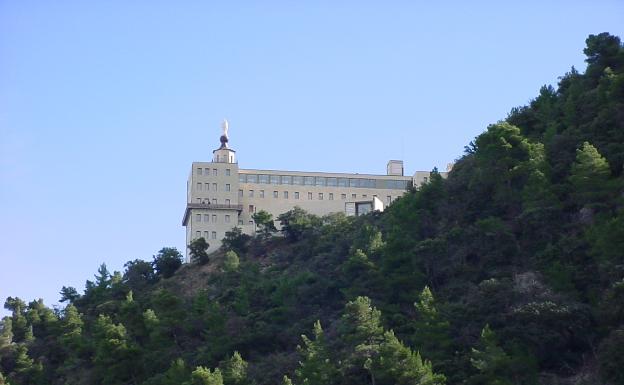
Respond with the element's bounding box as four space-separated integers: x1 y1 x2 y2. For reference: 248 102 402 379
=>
221 119 229 139
219 119 229 148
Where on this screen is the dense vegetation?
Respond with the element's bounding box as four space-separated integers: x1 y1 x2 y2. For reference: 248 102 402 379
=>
2 32 624 385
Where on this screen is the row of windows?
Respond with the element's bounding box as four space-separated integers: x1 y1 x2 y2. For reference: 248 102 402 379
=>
195 198 232 205
196 231 218 240
195 213 232 223
239 174 409 190
196 183 231 192
196 168 232 176
238 189 392 203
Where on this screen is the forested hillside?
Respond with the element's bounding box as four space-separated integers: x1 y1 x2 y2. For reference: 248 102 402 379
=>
1 32 623 385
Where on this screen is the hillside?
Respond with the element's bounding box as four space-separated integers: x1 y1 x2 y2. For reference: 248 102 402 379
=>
1 32 624 385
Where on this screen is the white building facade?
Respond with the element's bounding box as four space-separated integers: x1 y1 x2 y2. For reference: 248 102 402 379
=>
182 127 448 259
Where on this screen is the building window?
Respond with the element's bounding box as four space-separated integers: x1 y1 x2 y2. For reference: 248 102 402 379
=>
273 191 278 198
212 198 217 205
197 182 202 191
197 198 202 203
225 215 230 223
352 194 357 199
329 193 334 200
203 231 209 239
249 190 254 198
270 175 280 185
197 168 202 176
238 219 244 225
239 174 246 183
211 231 217 240
386 196 391 204
294 192 300 199
212 183 217 191
225 184 231 191
225 199 230 205
294 176 304 185
196 214 201 222
281 175 292 185
304 176 315 185
318 193 324 200
362 194 367 198
239 189 243 197
249 204 254 213
213 168 218 176
338 178 348 187
247 174 257 183
315 177 326 186
210 214 216 223
423 176 428 183
205 183 210 191
226 169 231 176
203 214 209 222
283 191 288 199
308 192 313 200
195 231 201 238
249 220 253 225
349 179 358 188
260 190 265 198
327 178 337 186
341 194 346 200
259 174 269 184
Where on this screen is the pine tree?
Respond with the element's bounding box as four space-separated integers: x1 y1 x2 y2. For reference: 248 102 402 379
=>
223 251 240 272
189 367 223 385
569 141 611 208
469 325 513 385
296 321 337 385
222 351 248 385
413 287 452 373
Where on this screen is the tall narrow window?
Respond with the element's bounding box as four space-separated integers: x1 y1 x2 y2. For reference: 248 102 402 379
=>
226 184 231 191
195 214 201 222
249 205 254 213
308 192 313 200
203 231 209 239
211 231 217 239
249 190 254 198
212 198 217 204
225 215 230 223
341 194 346 200
212 214 217 223
197 198 202 203
197 168 202 175
386 196 391 203
213 169 218 176
352 193 357 199
225 199 231 205
295 192 300 199
195 231 201 238
273 191 278 198
205 183 209 191
212 183 217 191
260 190 265 198
203 214 209 222
318 193 324 200
204 168 209 176
329 193 334 200
239 189 243 197
283 191 288 199
226 169 231 176
197 182 202 191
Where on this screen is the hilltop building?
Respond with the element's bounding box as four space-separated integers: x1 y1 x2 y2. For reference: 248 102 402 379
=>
182 122 448 260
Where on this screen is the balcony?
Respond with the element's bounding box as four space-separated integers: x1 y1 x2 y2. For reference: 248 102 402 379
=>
182 203 243 225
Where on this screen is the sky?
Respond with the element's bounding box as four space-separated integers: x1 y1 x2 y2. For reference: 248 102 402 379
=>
1 1 623 316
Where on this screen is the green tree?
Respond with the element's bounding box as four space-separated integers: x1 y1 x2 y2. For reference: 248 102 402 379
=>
123 259 156 290
153 247 183 278
223 250 240 272
60 304 83 352
252 210 277 239
597 329 624 385
189 367 223 385
569 141 611 207
469 325 513 385
92 314 139 384
278 207 321 242
59 286 80 303
221 227 251 254
190 237 210 265
413 287 452 372
375 330 445 385
296 321 337 385
221 351 248 385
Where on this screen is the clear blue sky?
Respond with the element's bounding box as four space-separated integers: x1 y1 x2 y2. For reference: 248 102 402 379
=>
1 1 623 315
